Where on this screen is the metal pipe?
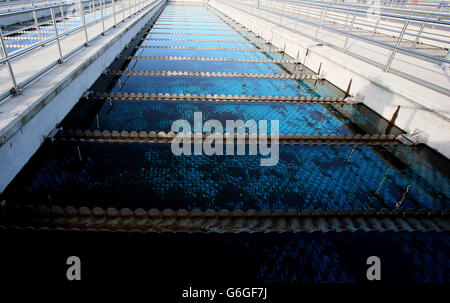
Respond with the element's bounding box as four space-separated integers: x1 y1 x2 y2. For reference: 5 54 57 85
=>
412 17 428 50
0 0 161 102
314 7 325 41
112 0 116 26
122 0 125 22
100 0 105 35
0 28 19 94
225 0 450 66
88 0 92 20
385 19 409 72
344 9 349 27
266 0 450 24
343 12 356 53
59 4 67 32
79 1 89 46
50 7 63 63
32 9 42 41
372 18 380 39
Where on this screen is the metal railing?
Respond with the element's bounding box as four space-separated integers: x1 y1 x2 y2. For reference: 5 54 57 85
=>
285 0 450 16
265 0 450 24
0 0 162 101
0 0 70 12
265 0 450 49
222 0 450 94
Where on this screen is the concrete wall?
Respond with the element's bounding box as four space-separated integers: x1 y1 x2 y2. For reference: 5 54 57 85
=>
209 0 450 159
0 0 167 193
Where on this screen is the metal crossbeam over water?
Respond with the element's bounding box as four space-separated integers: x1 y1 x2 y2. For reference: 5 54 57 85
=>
89 92 351 104
145 32 245 36
104 70 319 80
59 129 404 146
151 27 235 31
118 55 300 64
2 204 448 233
129 45 281 52
142 38 265 44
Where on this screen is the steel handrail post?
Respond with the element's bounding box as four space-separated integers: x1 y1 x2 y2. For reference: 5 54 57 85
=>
50 6 63 63
0 27 19 94
343 11 356 53
100 0 105 34
385 19 410 72
79 1 89 46
32 9 42 41
112 0 116 26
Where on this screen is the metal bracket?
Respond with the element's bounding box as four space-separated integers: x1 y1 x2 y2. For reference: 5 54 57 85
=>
318 71 327 80
10 83 23 96
344 92 365 104
397 128 429 146
47 127 62 142
312 73 326 81
82 91 92 99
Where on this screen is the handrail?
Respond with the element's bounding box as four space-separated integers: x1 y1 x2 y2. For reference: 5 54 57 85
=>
217 0 450 96
0 0 64 9
245 1 450 64
268 0 450 45
0 1 77 13
0 0 110 16
280 0 450 19
266 0 450 24
0 0 163 100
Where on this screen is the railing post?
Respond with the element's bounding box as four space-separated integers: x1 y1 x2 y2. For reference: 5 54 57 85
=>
0 28 19 95
412 17 427 50
32 9 42 41
344 10 349 27
80 1 89 46
50 7 64 63
372 19 380 39
89 0 93 21
385 19 409 72
100 0 105 35
59 5 67 32
314 7 328 42
122 0 125 22
112 0 117 26
343 12 356 54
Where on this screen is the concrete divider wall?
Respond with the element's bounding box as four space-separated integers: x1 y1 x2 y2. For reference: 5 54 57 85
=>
209 0 450 159
0 0 167 193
